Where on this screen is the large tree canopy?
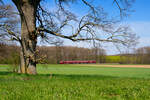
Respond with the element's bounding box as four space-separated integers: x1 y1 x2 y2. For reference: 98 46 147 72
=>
0 0 137 74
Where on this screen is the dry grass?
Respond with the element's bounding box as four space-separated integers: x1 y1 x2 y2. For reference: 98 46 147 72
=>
75 64 150 68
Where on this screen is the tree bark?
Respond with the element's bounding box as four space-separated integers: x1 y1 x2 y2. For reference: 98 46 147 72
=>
13 0 40 74
18 47 26 73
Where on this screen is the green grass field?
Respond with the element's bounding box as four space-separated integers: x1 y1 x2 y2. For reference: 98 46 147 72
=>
0 64 150 100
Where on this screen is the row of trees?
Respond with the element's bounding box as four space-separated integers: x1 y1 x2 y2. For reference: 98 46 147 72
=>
37 46 106 64
1 43 150 64
0 43 106 64
0 43 20 64
105 47 150 64
130 47 150 64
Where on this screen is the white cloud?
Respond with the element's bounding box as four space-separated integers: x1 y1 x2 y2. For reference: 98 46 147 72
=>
129 21 150 48
137 37 150 47
64 40 93 48
129 21 150 37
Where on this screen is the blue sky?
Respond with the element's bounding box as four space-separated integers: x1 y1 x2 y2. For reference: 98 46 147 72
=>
4 0 150 54
125 0 150 51
127 0 150 21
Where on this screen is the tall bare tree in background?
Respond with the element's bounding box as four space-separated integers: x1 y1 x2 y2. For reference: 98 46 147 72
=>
92 43 106 63
135 47 150 64
0 0 138 74
52 38 64 64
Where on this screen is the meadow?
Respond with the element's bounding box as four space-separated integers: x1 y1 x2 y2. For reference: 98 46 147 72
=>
0 64 150 100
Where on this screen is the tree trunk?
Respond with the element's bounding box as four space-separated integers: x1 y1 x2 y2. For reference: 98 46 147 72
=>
18 47 26 73
13 0 40 74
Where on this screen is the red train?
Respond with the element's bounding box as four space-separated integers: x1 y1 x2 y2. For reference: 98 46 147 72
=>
60 60 96 64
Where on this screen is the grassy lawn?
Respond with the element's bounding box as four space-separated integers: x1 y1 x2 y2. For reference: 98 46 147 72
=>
0 64 150 100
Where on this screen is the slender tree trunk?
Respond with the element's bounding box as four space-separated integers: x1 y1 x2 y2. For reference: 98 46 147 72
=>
18 47 26 73
13 0 40 74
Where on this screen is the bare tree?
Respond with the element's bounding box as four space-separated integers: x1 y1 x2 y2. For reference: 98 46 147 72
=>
51 38 64 64
0 0 137 74
135 47 150 64
92 43 106 63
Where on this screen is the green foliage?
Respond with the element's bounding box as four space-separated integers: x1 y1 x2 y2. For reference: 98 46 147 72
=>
1 64 150 99
105 56 121 63
105 55 139 64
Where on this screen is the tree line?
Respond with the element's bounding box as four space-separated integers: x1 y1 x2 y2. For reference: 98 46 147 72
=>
105 47 150 64
1 43 150 64
0 43 106 64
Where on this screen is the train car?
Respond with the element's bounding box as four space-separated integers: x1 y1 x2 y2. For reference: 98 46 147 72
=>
60 60 96 64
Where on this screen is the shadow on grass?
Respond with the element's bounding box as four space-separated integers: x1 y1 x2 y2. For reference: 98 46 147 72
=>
0 71 13 75
0 71 119 79
37 73 119 79
1 71 146 81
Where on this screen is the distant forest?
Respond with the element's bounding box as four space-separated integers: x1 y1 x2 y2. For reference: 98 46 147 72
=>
0 43 150 64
